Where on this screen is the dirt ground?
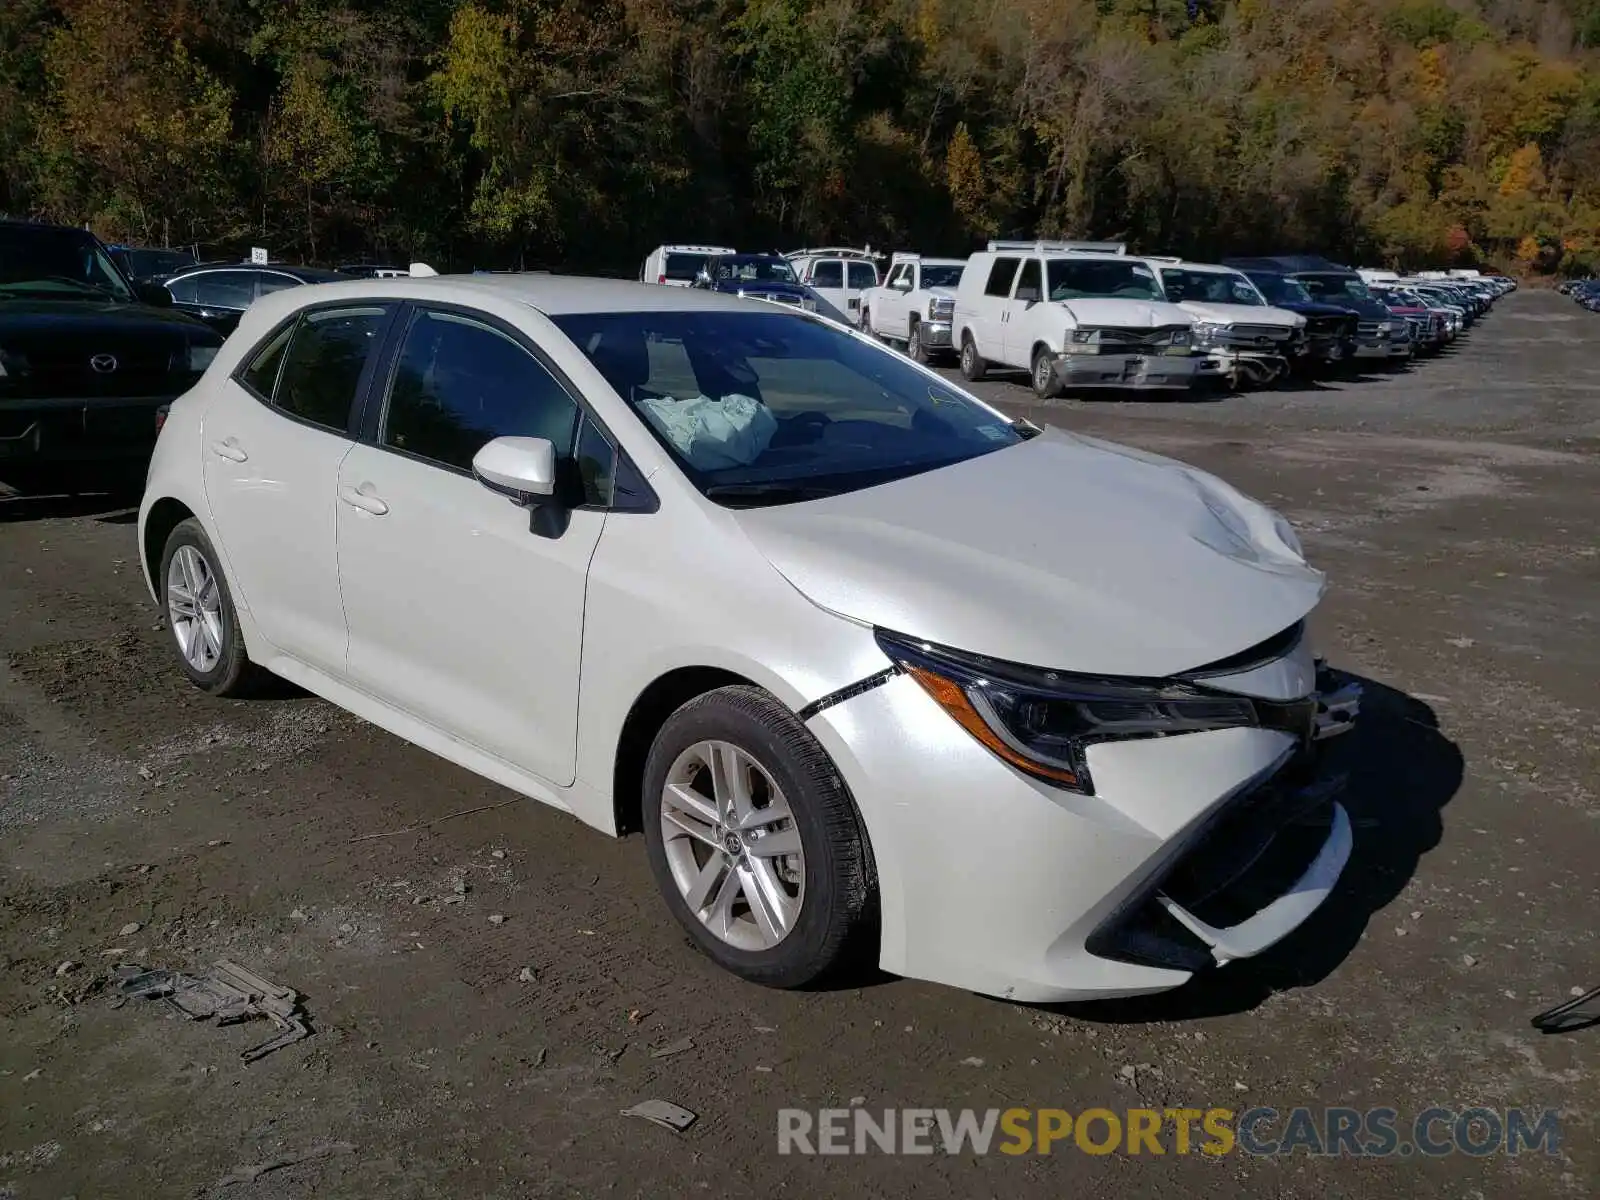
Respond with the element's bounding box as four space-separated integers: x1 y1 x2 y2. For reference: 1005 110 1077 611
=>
2 289 1596 1198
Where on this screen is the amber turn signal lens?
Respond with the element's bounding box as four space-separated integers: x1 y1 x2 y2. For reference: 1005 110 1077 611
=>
902 663 1081 788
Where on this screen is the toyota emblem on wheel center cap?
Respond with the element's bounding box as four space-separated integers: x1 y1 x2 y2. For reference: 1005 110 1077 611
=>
89 353 118 374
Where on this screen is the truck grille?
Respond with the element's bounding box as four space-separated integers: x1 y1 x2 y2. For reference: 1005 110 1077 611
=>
1356 320 1381 338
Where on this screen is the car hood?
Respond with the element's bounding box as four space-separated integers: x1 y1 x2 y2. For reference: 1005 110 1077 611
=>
1271 299 1356 320
1177 301 1305 328
0 296 218 343
734 426 1325 677
1054 297 1194 328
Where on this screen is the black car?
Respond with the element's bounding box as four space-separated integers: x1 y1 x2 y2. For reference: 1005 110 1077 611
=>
105 244 199 283
692 253 817 311
156 263 350 335
0 220 223 494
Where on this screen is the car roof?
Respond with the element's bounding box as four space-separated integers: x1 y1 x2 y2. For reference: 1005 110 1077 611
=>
254 273 808 316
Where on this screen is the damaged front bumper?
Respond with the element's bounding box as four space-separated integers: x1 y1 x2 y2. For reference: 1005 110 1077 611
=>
1087 664 1364 973
1204 348 1292 385
1051 350 1202 390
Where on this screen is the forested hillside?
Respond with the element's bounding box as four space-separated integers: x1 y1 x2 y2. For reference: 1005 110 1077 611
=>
3 0 1599 272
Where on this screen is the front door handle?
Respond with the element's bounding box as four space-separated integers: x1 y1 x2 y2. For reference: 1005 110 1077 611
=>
338 483 389 516
210 439 248 462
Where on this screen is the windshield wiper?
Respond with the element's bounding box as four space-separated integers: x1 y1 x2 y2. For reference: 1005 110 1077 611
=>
703 481 841 507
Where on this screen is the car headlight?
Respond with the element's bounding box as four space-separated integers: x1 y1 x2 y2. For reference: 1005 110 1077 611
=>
188 344 220 372
1188 322 1223 346
1167 326 1192 347
1069 328 1094 344
876 631 1271 795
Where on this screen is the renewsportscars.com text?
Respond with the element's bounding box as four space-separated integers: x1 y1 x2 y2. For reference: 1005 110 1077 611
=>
776 1106 1562 1157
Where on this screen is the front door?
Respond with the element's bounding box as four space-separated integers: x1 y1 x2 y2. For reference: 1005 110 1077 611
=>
201 303 393 673
335 306 606 787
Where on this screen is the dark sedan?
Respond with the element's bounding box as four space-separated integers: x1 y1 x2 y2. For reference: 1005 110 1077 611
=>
156 263 350 335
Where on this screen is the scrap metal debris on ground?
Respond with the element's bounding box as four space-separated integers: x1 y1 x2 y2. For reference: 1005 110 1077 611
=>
115 960 312 1062
620 1099 698 1133
1532 985 1600 1035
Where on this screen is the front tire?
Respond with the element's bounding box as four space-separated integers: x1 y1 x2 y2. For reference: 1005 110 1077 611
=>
160 518 267 697
959 333 987 381
1031 346 1063 399
642 685 876 989
908 319 930 364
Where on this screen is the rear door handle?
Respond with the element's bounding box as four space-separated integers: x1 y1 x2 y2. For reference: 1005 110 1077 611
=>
338 483 389 516
210 439 247 462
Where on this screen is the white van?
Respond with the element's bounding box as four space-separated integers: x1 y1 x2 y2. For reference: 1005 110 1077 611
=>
641 245 737 287
952 245 1199 397
784 248 883 319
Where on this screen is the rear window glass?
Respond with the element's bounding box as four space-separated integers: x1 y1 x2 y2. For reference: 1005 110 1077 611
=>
275 305 389 432
662 253 709 282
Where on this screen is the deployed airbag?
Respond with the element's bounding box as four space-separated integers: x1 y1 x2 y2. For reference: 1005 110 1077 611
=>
640 393 777 470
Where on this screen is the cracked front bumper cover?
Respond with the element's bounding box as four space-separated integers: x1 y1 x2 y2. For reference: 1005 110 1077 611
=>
1053 351 1201 390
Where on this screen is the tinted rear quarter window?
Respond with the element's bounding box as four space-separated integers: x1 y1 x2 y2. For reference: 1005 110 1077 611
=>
810 262 843 288
984 257 1021 296
663 253 708 282
276 305 388 432
847 262 878 289
191 271 258 309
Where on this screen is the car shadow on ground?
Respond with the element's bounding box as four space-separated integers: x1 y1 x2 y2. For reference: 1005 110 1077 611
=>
1046 673 1463 1025
0 488 142 524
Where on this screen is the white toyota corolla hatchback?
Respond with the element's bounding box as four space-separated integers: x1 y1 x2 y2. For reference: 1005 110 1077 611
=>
138 274 1361 1003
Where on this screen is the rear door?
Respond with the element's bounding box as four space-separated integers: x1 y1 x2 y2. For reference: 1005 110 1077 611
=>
804 259 847 316
975 256 1021 364
202 302 396 674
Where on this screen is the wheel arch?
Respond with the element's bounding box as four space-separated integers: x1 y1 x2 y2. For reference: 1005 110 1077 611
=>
141 496 196 600
611 665 756 835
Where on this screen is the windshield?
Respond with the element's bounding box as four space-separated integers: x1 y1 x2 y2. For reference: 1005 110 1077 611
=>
551 310 1022 506
714 257 796 285
920 264 965 289
1159 268 1262 306
1045 259 1161 301
1296 272 1372 303
0 226 135 301
1247 273 1314 306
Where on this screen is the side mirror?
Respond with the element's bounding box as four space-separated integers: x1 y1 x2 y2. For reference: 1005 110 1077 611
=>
472 436 556 503
136 282 174 308
893 277 912 291
694 270 712 288
1015 286 1040 306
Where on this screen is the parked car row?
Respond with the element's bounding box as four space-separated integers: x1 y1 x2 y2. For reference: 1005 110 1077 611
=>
860 246 1512 398
1560 277 1600 311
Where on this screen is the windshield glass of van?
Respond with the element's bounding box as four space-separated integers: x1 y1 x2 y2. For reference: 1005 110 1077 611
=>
551 310 1022 507
1046 259 1161 301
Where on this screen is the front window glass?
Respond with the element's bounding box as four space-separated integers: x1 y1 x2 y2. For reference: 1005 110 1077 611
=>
920 264 964 289
808 261 843 288
715 256 796 284
191 271 258 309
1046 259 1161 301
0 225 134 301
383 309 580 472
551 310 1022 507
1160 268 1263 305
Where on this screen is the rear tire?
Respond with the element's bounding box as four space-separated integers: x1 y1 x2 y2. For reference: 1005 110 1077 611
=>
159 518 270 697
642 685 876 989
959 333 987 382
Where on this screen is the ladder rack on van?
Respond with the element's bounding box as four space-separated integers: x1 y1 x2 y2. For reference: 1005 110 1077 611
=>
783 247 885 262
987 240 1127 255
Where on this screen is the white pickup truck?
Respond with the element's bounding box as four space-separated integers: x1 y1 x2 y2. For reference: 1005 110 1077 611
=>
858 254 968 362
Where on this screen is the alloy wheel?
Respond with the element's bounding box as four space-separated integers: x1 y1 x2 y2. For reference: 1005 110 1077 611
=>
166 544 225 673
658 739 805 951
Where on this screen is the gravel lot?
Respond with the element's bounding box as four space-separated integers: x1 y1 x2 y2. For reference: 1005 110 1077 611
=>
1 288 1595 1198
